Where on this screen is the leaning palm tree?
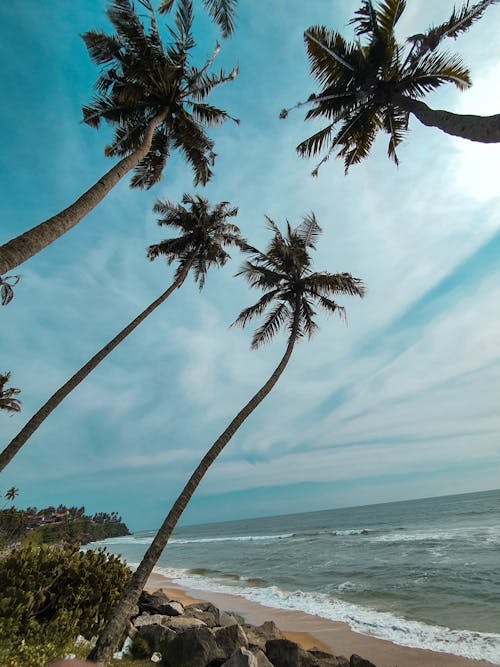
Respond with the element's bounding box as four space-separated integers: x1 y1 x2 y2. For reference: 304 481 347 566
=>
0 373 21 415
88 213 365 662
159 0 238 38
282 0 499 174
0 0 238 280
0 195 242 474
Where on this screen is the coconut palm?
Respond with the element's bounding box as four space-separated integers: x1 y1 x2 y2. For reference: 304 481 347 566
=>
4 487 18 503
0 373 21 415
283 0 499 174
88 214 365 662
0 195 242 474
159 0 238 38
0 0 238 281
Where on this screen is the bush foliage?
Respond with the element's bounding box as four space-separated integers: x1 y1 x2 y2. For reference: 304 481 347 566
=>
0 544 130 666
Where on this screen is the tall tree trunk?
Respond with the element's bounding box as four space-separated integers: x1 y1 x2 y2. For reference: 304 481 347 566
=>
393 94 500 143
0 259 192 474
88 316 300 663
0 111 167 275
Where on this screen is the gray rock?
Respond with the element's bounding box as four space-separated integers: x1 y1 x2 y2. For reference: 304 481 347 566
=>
185 601 221 627
214 624 249 659
164 626 223 667
309 649 350 667
244 621 283 650
249 646 274 667
137 623 175 652
134 613 172 628
221 611 246 626
158 600 184 616
265 638 316 667
166 615 207 631
222 647 258 667
138 589 169 614
350 655 377 667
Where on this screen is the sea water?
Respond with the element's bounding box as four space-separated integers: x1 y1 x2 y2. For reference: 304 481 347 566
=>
87 488 500 662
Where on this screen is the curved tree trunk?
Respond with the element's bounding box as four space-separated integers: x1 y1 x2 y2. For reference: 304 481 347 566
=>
0 111 167 275
393 94 500 143
88 316 300 663
0 259 192 474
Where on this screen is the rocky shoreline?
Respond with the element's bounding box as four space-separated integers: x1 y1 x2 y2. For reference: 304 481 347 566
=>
118 588 374 666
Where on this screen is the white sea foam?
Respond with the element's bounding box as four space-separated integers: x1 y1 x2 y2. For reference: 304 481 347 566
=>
87 533 294 548
147 565 500 664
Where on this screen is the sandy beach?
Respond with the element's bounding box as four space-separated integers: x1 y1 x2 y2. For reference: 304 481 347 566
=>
146 571 494 667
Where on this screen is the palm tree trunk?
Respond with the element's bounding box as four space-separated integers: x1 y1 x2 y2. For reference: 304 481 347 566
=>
0 259 192 474
393 94 500 143
88 315 300 663
0 111 167 275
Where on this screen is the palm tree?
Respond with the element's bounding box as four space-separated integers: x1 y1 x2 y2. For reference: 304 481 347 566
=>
0 195 242 474
4 487 19 503
0 0 238 280
282 0 499 174
159 0 238 38
0 372 21 415
88 214 365 662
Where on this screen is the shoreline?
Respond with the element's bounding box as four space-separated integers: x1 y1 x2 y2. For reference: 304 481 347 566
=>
146 570 495 667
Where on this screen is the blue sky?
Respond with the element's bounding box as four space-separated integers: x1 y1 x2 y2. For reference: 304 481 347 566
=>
0 1 499 531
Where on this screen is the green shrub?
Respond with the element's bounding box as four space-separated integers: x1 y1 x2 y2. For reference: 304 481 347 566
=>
0 543 130 666
130 635 152 659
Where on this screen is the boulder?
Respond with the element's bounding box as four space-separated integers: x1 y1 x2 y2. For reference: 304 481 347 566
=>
164 626 223 667
248 646 274 667
136 623 175 652
244 621 283 650
221 610 246 626
138 589 184 616
185 601 222 627
222 646 258 667
138 589 169 613
134 613 171 628
265 638 316 667
350 656 377 667
309 649 350 667
214 624 249 660
166 615 207 632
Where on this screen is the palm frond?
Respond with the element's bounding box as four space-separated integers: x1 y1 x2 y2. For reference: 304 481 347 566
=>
158 0 175 12
383 106 408 164
295 213 321 249
232 289 281 329
172 111 215 185
305 27 357 77
402 51 471 95
82 30 123 65
315 295 347 322
296 123 334 158
189 102 239 126
350 0 379 37
411 0 498 58
306 272 366 297
130 127 170 189
0 372 21 413
203 0 238 38
300 298 318 339
376 0 406 36
250 302 291 349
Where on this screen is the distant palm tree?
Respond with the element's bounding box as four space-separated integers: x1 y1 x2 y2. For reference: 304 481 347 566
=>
284 0 499 174
159 0 238 38
0 373 21 415
88 214 365 662
0 0 238 280
4 487 19 503
0 195 242 474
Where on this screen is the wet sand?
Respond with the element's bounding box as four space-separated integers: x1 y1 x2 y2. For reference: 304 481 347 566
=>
146 571 494 667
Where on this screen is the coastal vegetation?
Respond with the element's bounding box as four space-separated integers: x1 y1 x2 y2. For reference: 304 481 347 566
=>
0 504 130 547
0 544 130 667
89 214 365 661
0 195 242 473
0 0 238 278
283 0 500 174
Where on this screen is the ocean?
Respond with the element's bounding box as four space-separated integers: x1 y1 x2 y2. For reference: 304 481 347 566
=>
87 488 500 663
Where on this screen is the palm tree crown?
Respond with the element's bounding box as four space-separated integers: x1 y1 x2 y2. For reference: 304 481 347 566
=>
82 0 238 189
0 373 21 415
235 215 365 347
148 194 243 288
286 0 497 173
4 487 19 503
